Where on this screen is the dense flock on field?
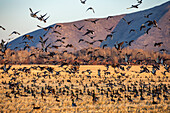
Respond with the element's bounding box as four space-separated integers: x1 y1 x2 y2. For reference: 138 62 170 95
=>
0 0 169 112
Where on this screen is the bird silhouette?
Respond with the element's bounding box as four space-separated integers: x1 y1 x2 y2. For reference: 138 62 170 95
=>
43 16 50 23
122 18 134 25
129 29 137 33
29 8 40 18
85 19 99 24
86 7 95 13
144 13 153 18
145 28 151 34
0 26 5 30
82 29 94 36
80 0 87 4
154 42 163 47
127 4 141 9
9 31 20 36
73 24 84 30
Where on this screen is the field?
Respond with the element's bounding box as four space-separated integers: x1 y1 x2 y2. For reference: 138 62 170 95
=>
0 64 169 113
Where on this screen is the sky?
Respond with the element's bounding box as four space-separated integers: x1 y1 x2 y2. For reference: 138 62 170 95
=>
0 0 169 41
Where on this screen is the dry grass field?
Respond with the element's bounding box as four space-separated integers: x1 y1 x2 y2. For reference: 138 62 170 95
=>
0 64 169 113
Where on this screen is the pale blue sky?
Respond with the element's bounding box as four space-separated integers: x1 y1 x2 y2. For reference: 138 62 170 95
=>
0 0 169 41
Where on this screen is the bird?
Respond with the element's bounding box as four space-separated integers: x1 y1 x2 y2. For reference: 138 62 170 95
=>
102 44 107 49
78 39 84 43
137 0 142 4
73 24 84 30
85 19 99 24
154 42 163 47
126 40 134 46
144 13 153 18
37 13 47 21
82 29 94 36
22 35 34 41
86 7 95 13
32 104 40 109
105 25 114 32
127 4 141 9
9 31 20 36
140 24 146 31
122 18 134 25
114 41 124 51
80 0 87 4
29 8 40 18
0 26 5 30
145 28 151 34
129 29 137 33
43 16 50 23
65 44 73 48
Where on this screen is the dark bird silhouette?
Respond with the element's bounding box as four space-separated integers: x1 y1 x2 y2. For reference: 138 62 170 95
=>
86 7 95 13
78 39 84 43
85 19 99 24
114 41 124 51
43 16 50 23
37 13 47 21
9 31 20 36
137 0 142 4
80 0 87 4
87 35 96 39
0 26 5 30
129 29 137 33
29 8 40 18
51 45 62 49
22 35 34 41
105 25 114 32
37 25 52 31
126 40 134 46
82 29 94 36
145 28 151 34
144 13 153 18
32 104 40 109
73 24 84 30
154 42 163 47
122 18 134 25
85 40 97 45
52 30 61 35
105 34 112 40
127 4 141 9
55 39 64 43
102 44 107 49
159 49 168 53
140 24 146 31
65 44 73 48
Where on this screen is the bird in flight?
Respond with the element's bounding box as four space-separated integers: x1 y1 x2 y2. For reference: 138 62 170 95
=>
144 13 153 18
73 24 84 30
127 4 141 9
43 16 50 23
37 13 47 21
85 19 100 24
86 7 95 13
9 31 20 36
80 0 87 4
154 42 163 47
29 8 40 18
122 18 134 25
0 26 5 30
82 29 94 36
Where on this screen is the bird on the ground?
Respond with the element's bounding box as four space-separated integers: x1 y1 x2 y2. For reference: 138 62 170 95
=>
0 26 5 30
29 8 40 18
9 31 20 36
86 7 95 13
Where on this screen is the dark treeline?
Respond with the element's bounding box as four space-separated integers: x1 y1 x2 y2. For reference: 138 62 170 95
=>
0 46 169 65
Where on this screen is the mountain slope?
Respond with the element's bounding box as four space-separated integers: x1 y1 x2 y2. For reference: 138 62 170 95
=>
8 1 170 53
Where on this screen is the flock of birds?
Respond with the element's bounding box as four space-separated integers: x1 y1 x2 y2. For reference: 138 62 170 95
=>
0 0 169 112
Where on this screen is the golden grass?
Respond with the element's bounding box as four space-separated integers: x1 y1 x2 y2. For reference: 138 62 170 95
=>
0 65 169 113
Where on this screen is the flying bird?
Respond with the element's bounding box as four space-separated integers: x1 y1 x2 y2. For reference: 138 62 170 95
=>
37 13 47 21
154 42 163 47
9 31 20 36
129 29 137 33
122 18 134 25
137 0 142 4
105 25 114 32
0 26 5 30
85 19 100 24
86 7 95 13
144 13 153 18
43 16 50 23
82 29 94 36
127 4 141 9
102 44 107 49
145 28 151 34
73 24 84 30
29 8 40 18
140 24 146 31
80 0 87 4
78 39 84 43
